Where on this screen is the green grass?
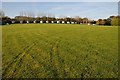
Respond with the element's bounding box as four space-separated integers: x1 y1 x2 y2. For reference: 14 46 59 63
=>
2 24 118 78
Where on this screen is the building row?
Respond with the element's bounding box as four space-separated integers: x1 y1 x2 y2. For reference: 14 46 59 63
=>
11 20 81 24
10 20 96 26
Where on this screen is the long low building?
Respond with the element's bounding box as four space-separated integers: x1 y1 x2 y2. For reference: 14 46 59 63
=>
40 21 43 23
51 21 54 23
11 20 91 25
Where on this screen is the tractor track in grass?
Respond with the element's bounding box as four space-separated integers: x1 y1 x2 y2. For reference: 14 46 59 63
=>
49 39 62 77
3 28 104 78
22 35 66 77
2 40 38 78
10 47 49 78
27 35 67 77
3 30 100 78
48 39 70 77
2 32 59 78
2 32 47 77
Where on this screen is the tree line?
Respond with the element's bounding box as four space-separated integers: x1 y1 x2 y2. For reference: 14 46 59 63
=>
96 16 120 26
0 10 119 26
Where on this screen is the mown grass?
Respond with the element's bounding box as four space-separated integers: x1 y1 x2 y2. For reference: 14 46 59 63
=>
0 25 2 78
2 24 118 78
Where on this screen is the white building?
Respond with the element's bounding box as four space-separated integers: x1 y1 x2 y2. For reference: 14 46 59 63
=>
62 21 64 24
51 21 54 23
27 21 29 24
40 21 43 23
46 21 48 23
12 21 15 24
57 21 59 23
34 20 36 23
71 22 74 24
6 23 9 25
88 23 90 25
67 21 70 24
20 21 23 24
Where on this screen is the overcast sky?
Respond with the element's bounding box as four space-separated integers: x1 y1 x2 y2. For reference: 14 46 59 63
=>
2 2 118 20
1 0 120 2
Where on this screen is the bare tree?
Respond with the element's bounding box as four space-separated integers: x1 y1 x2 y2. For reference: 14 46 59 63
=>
37 12 43 17
0 10 5 17
28 11 35 17
20 11 35 17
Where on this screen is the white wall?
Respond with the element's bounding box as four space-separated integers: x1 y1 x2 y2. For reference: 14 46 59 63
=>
27 21 29 24
67 21 70 24
34 21 36 23
46 21 48 23
40 21 43 23
57 21 59 23
51 21 54 23
20 21 23 24
62 21 64 23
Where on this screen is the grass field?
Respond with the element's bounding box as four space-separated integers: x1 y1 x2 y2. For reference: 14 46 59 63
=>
2 24 118 78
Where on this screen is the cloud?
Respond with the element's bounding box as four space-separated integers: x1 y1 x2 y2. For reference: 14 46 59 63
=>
2 2 118 20
50 5 81 11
